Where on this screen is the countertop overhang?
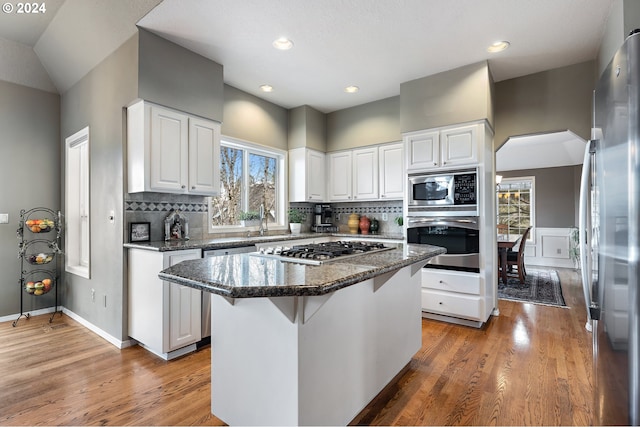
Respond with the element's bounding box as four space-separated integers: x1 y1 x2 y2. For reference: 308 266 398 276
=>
158 243 445 298
124 232 404 252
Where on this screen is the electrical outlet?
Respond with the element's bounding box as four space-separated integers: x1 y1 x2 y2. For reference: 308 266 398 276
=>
557 248 562 254
91 289 95 302
0 213 8 224
382 213 388 221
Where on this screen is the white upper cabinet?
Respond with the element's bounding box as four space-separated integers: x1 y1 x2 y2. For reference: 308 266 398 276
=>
127 100 220 195
404 124 478 171
378 142 404 199
327 151 353 201
405 130 439 170
149 105 188 192
289 148 325 202
352 147 379 200
188 117 221 195
440 124 477 168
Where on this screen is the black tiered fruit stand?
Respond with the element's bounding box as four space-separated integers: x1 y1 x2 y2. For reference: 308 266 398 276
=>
14 207 62 327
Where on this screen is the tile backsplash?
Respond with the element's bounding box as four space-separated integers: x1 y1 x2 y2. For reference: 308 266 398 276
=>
125 192 404 242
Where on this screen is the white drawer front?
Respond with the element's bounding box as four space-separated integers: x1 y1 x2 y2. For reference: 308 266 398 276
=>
421 289 483 321
422 269 481 295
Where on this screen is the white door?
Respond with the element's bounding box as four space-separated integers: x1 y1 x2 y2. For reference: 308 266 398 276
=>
352 147 378 200
328 151 353 201
188 117 220 195
404 130 439 170
166 250 202 351
150 105 188 192
379 143 404 199
307 149 326 201
440 124 478 167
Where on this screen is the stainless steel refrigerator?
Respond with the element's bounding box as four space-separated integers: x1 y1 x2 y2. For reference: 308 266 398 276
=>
579 29 640 426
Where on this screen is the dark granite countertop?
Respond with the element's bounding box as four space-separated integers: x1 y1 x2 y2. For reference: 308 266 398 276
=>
158 243 445 298
124 232 405 252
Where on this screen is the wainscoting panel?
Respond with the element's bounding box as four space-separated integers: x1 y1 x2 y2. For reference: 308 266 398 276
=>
524 227 576 269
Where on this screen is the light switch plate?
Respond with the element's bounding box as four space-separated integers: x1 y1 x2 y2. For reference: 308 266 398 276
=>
0 213 8 224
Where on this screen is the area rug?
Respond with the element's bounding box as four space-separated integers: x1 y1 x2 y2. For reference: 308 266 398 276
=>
498 268 566 307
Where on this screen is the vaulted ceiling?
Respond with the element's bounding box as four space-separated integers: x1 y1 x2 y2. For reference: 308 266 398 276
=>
0 0 614 114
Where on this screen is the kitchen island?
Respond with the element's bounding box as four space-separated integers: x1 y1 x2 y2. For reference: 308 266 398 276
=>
159 243 444 426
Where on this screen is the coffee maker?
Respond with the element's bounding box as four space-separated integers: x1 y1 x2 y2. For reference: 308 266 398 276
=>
314 204 333 226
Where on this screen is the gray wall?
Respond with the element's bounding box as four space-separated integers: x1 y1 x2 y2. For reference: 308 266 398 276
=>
494 61 594 149
399 61 494 133
499 165 581 228
288 105 326 151
598 0 640 77
60 35 139 340
138 29 224 122
326 96 400 151
0 80 60 318
222 84 288 151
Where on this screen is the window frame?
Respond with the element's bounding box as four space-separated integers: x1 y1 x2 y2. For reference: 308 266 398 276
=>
65 126 91 279
497 176 535 241
208 136 287 233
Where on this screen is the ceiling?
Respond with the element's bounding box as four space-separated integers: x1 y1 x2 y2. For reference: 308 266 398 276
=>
496 130 587 171
0 0 614 114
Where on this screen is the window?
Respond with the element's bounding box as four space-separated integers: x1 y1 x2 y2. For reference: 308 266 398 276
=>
65 127 90 278
497 177 534 238
210 138 286 230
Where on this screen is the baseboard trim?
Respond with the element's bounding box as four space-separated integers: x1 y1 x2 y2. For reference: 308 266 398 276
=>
61 307 137 349
0 307 57 324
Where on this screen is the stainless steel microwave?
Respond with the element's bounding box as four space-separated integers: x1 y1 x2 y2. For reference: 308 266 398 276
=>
408 169 478 211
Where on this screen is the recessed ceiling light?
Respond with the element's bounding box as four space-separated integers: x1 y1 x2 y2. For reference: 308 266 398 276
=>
344 85 359 93
260 84 273 92
487 41 510 53
272 38 294 50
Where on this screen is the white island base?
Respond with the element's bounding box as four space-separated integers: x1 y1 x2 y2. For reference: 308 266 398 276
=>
210 263 424 426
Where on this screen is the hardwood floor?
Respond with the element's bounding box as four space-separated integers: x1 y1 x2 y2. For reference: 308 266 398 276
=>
0 268 593 426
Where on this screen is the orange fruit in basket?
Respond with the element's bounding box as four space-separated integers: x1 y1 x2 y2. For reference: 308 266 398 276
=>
30 225 40 232
25 220 35 227
42 278 51 286
34 289 44 296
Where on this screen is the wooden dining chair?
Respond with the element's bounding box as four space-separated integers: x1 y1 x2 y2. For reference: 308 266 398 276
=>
506 226 532 284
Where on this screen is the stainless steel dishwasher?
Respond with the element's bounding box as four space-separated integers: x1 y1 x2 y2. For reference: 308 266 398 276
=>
200 246 255 344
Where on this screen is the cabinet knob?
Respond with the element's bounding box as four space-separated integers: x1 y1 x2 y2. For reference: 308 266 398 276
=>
191 186 196 190
181 185 186 189
433 162 437 166
439 302 443 305
439 280 443 283
381 194 385 198
442 161 446 165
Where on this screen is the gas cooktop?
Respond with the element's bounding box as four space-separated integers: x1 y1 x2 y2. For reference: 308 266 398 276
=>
252 240 393 265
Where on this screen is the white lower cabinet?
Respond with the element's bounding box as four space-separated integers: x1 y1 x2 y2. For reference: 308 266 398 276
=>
421 268 485 324
128 248 202 359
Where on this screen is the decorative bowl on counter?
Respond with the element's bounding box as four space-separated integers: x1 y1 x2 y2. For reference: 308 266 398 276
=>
25 252 55 265
25 219 55 233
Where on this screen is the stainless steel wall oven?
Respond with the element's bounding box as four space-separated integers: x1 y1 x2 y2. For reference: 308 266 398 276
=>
406 216 480 273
